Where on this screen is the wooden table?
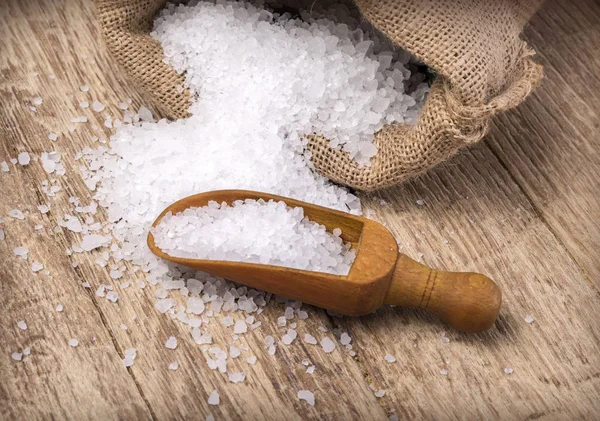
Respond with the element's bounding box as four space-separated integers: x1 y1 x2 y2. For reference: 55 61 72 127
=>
1 0 598 419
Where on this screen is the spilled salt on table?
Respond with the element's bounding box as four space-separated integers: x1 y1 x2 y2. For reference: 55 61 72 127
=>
152 199 356 275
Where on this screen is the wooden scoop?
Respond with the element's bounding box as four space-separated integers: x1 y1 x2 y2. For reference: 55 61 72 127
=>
148 190 502 332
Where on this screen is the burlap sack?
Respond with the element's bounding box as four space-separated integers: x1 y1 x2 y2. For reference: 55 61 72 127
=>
96 0 543 191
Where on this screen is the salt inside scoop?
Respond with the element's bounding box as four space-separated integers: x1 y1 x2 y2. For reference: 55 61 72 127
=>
151 199 356 275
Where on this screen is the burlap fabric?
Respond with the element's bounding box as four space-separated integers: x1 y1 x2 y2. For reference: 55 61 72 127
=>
96 0 543 191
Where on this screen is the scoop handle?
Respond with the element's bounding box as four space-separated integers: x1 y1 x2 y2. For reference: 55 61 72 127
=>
383 254 502 332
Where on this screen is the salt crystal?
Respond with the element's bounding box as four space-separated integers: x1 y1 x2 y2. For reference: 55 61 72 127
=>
247 355 257 364
31 262 43 272
123 347 137 367
228 372 245 383
23 347 31 356
233 320 247 334
80 234 110 251
38 205 49 214
56 304 64 312
298 390 315 406
137 106 153 121
165 336 178 349
68 338 79 347
10 209 25 219
32 97 43 106
109 270 122 280
340 332 351 345
416 199 425 206
524 315 534 324
320 337 335 353
168 362 179 370
11 352 23 361
106 291 119 302
121 324 128 330
79 101 89 109
13 246 29 259
80 85 89 92
1 161 9 172
375 389 386 398
384 353 396 363
207 390 220 406
152 200 356 275
17 320 27 330
504 367 514 375
17 152 31 166
304 334 317 345
280 328 297 345
306 366 315 374
440 368 448 376
48 133 58 141
92 100 105 112
229 346 241 358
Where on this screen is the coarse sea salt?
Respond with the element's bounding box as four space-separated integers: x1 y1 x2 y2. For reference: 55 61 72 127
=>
70 0 429 384
207 390 220 405
298 390 315 406
165 336 178 349
152 199 355 275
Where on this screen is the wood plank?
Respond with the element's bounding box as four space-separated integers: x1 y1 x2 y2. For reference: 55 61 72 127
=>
485 0 600 287
0 0 385 419
344 142 600 419
0 3 153 420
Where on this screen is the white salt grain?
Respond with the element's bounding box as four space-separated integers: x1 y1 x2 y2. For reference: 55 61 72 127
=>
10 209 25 219
152 200 356 275
79 101 89 109
165 336 178 349
1 161 9 172
38 205 50 214
32 97 43 106
123 347 137 367
384 353 396 363
228 372 245 383
320 337 335 353
80 85 89 92
17 320 27 330
524 315 534 324
229 346 241 359
304 334 317 345
23 347 31 356
416 199 425 206
504 367 514 375
31 262 44 272
298 390 315 406
340 332 351 346
11 352 23 361
56 304 64 312
440 368 448 376
68 338 79 347
17 152 31 166
13 246 29 260
207 390 220 405
168 362 179 370
247 355 257 365
306 366 315 374
233 320 248 334
48 133 59 141
282 329 297 345
92 100 105 112
375 389 386 398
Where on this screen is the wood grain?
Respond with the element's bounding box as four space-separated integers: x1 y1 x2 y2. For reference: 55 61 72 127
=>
486 0 600 288
0 0 598 420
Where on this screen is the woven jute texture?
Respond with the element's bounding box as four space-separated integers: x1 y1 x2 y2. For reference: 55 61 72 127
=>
95 0 543 191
